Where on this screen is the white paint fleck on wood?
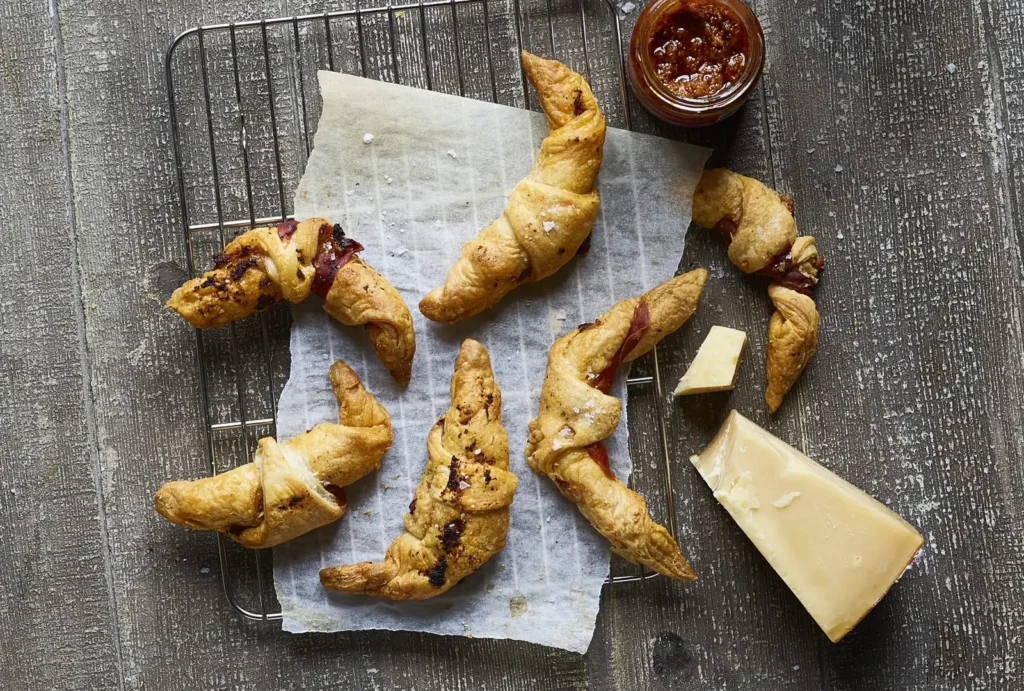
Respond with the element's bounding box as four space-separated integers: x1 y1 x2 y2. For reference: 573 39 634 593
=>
0 1 122 689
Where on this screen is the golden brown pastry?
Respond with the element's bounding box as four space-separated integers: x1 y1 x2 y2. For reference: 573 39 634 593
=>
167 218 320 328
692 168 796 273
321 339 517 599
419 51 606 323
154 361 391 548
691 168 824 412
766 285 819 413
167 217 415 386
312 223 416 387
525 270 707 581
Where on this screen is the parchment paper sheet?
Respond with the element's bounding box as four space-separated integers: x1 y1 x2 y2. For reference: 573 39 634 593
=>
274 71 710 653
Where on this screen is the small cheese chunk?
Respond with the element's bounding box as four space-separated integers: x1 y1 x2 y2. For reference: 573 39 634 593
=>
674 326 747 395
690 411 924 643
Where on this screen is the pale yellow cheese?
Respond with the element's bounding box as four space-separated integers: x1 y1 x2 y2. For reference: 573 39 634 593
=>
690 411 924 642
674 326 747 395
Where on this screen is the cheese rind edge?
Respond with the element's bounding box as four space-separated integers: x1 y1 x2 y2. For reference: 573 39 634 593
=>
690 410 924 642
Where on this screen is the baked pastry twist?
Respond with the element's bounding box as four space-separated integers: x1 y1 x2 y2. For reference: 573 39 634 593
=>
321 340 517 599
167 218 415 386
692 168 824 412
770 245 823 413
313 223 416 386
419 51 606 323
167 219 319 328
525 271 707 581
692 168 796 273
154 361 391 549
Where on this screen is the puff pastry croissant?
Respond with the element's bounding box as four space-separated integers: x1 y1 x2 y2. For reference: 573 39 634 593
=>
692 168 824 412
419 51 606 323
313 222 416 386
321 339 517 599
526 270 707 581
167 218 415 386
154 361 391 549
167 218 320 328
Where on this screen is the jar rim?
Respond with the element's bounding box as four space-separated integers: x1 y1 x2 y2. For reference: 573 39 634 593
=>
630 0 765 115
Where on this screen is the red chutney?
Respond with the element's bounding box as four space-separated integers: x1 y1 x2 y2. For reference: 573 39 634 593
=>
649 0 749 100
590 300 651 394
276 220 298 241
583 300 652 480
586 443 615 480
311 223 364 298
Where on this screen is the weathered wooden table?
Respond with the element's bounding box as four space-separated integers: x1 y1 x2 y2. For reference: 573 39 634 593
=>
3 0 1022 688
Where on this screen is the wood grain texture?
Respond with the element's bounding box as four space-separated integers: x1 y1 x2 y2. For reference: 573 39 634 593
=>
758 1 1024 688
0 1 122 689
594 0 1024 688
2 0 1022 687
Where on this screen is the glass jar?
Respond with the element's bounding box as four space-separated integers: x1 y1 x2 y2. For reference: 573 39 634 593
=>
627 0 765 127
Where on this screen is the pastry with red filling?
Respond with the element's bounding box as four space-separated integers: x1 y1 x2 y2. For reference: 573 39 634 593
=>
312 223 416 386
691 169 824 412
166 217 415 386
525 270 707 581
166 218 320 329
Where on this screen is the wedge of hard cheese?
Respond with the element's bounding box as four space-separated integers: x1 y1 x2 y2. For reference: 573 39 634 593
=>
675 326 747 395
690 411 924 642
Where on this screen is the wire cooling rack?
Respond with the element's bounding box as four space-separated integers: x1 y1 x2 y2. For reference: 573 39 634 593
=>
166 0 681 621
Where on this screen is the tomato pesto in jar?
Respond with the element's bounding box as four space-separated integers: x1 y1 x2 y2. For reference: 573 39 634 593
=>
628 0 764 126
649 1 748 100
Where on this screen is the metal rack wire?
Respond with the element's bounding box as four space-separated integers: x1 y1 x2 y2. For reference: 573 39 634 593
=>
166 0 680 622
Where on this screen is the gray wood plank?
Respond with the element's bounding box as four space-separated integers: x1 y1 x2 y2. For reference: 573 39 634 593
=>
19 0 1024 686
758 0 1024 688
0 1 122 689
966 1 1024 685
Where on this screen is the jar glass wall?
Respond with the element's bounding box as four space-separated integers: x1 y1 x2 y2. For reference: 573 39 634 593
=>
627 0 765 127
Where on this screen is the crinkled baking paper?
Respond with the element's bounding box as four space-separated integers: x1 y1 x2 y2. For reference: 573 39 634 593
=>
274 70 709 653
